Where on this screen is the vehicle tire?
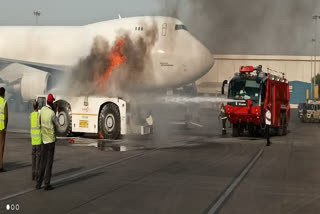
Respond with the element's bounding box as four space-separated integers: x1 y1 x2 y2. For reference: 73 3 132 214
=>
232 124 239 137
282 116 287 136
255 126 261 137
99 103 121 140
239 125 244 136
278 113 284 136
278 112 287 136
56 103 72 137
248 124 255 137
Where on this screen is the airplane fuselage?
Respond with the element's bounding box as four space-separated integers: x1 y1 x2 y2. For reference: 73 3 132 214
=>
0 16 214 90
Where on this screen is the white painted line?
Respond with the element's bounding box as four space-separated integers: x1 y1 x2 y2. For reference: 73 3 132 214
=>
96 139 123 142
0 151 153 202
0 188 34 202
51 152 147 184
56 137 75 140
205 147 264 214
7 129 29 134
56 136 122 142
190 122 204 127
169 121 186 125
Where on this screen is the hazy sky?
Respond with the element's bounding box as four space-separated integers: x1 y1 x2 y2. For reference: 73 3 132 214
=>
0 0 161 25
1 0 320 55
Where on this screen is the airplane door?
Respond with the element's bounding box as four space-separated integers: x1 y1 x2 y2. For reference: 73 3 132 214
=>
162 23 167 36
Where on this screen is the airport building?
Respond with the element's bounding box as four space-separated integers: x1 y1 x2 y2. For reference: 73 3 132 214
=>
196 54 317 105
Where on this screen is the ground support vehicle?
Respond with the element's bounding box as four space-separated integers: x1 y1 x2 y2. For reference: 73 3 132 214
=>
302 100 320 123
36 95 153 140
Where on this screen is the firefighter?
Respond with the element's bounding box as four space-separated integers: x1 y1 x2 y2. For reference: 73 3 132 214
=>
36 94 58 191
30 100 42 181
265 105 272 146
220 103 227 135
0 87 8 173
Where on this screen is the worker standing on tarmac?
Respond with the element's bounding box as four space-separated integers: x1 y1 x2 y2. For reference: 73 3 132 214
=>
265 105 272 146
36 94 58 191
30 100 42 181
0 87 8 173
220 103 227 135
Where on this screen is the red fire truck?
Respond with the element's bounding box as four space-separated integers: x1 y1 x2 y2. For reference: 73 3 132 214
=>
222 65 290 137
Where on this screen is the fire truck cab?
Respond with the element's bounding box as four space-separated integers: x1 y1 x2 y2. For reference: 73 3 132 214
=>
222 65 290 137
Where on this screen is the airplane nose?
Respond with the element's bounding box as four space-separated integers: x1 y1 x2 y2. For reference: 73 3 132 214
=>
187 37 214 81
200 44 214 74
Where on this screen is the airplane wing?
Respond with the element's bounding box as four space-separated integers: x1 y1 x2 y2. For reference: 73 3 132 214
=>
0 57 70 73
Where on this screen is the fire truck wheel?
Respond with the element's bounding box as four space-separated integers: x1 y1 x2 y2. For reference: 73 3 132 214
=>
99 103 121 140
56 103 72 137
282 117 287 136
278 112 287 136
239 126 244 136
248 124 255 137
255 126 261 137
232 124 239 137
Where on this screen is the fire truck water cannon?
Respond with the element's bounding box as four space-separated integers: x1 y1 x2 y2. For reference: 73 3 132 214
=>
222 65 290 137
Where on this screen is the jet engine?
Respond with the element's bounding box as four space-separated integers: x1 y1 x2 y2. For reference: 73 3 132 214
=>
1 63 53 101
20 70 52 101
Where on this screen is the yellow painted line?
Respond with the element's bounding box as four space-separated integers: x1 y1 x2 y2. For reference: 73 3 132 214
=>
72 113 98 116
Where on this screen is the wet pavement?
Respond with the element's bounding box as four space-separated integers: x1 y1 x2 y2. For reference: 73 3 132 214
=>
1 109 319 214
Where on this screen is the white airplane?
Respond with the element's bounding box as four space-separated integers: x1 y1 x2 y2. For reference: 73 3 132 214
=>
0 16 214 102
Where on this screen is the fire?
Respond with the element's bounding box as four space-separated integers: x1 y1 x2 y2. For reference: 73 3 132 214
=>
98 132 104 139
97 38 127 90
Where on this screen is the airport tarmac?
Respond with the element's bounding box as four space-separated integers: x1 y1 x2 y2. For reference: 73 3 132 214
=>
0 109 320 214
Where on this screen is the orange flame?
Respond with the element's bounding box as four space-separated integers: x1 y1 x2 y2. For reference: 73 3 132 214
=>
98 132 104 139
97 38 127 90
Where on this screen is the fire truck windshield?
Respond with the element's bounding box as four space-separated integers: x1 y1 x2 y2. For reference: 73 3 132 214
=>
228 79 261 104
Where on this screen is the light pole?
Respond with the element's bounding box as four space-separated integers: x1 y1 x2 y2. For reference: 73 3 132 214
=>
312 15 320 99
33 10 41 25
312 37 316 99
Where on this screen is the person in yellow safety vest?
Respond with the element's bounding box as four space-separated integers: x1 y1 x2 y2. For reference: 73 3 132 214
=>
30 100 42 180
36 93 59 191
0 87 8 173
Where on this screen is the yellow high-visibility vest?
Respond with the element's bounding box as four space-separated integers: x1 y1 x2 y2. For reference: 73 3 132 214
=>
40 106 55 142
0 97 6 131
30 111 41 145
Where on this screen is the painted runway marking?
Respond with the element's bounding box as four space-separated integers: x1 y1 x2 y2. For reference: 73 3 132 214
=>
204 146 264 214
190 122 204 127
56 136 122 142
0 150 154 202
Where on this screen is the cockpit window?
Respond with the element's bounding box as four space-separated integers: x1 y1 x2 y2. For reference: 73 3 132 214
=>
175 24 188 31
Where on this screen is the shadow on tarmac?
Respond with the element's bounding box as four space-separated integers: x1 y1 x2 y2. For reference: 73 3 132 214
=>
5 161 31 171
53 172 104 189
53 167 84 177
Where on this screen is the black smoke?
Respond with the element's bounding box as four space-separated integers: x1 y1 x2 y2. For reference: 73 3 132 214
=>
67 21 159 96
159 0 317 56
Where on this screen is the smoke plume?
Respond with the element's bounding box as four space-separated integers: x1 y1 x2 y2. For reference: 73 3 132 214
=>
158 0 315 56
66 21 158 96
